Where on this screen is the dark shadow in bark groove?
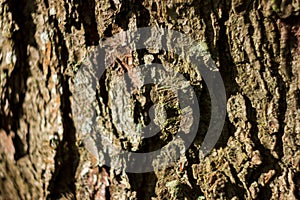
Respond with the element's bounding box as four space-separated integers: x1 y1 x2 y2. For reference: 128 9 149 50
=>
114 2 131 30
64 0 81 33
215 2 240 150
185 145 206 198
127 172 158 200
192 82 211 147
63 0 100 46
115 0 150 30
295 89 300 109
227 163 247 199
194 0 238 147
43 0 49 9
273 63 287 159
293 171 300 199
47 16 79 199
250 11 286 160
262 14 288 162
105 176 111 199
202 2 247 197
244 96 282 199
103 24 113 37
47 75 79 199
78 0 100 46
0 0 38 160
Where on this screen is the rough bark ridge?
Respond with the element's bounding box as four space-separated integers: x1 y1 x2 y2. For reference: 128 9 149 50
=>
0 0 299 199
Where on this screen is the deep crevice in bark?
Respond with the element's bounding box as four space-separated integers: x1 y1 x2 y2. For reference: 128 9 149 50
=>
244 95 282 199
2 0 38 160
47 14 79 199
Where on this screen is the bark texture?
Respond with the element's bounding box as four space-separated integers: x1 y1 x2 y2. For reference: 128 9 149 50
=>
0 0 300 199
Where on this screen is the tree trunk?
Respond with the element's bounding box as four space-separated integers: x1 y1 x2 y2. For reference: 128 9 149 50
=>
0 0 299 199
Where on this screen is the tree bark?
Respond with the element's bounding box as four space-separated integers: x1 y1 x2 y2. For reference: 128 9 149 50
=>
0 0 299 199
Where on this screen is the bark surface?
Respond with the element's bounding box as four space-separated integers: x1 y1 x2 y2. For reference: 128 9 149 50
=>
0 0 299 199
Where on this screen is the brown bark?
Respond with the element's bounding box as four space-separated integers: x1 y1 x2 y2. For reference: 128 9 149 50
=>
0 0 299 199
